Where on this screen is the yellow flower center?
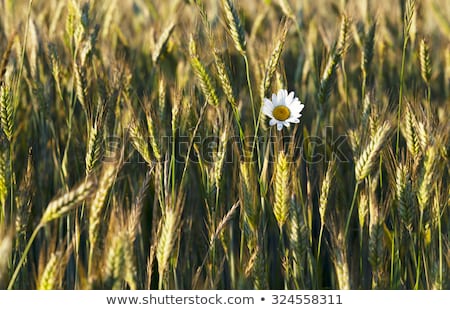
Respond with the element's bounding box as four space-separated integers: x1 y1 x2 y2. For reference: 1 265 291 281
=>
272 105 290 121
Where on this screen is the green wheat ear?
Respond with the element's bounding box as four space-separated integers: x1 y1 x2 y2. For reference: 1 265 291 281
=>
274 151 290 229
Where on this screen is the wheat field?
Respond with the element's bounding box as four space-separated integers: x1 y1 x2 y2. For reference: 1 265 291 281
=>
0 0 449 290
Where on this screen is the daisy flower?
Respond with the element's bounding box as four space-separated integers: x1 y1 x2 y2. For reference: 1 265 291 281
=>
262 89 304 131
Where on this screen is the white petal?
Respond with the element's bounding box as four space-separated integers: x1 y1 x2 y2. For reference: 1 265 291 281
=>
289 103 304 114
263 98 273 107
289 117 300 123
278 89 287 101
262 99 274 116
272 93 278 106
277 122 283 131
269 118 277 126
283 121 290 127
285 91 295 105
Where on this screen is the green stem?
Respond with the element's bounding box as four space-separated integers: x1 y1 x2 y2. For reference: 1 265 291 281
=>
243 55 256 131
345 182 359 240
317 224 325 266
414 209 424 289
8 222 43 289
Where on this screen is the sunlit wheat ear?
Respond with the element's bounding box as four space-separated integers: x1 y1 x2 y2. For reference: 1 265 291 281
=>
404 0 416 41
358 192 369 231
221 0 246 56
189 37 219 107
0 229 13 288
347 129 360 153
74 62 88 114
319 160 335 225
213 48 236 106
416 120 429 154
402 105 421 157
85 121 103 175
38 252 62 290
156 208 179 288
355 122 392 182
0 84 13 142
41 177 96 224
419 38 431 85
418 145 438 212
260 19 290 100
396 163 415 231
274 151 290 229
152 21 176 63
129 118 152 165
